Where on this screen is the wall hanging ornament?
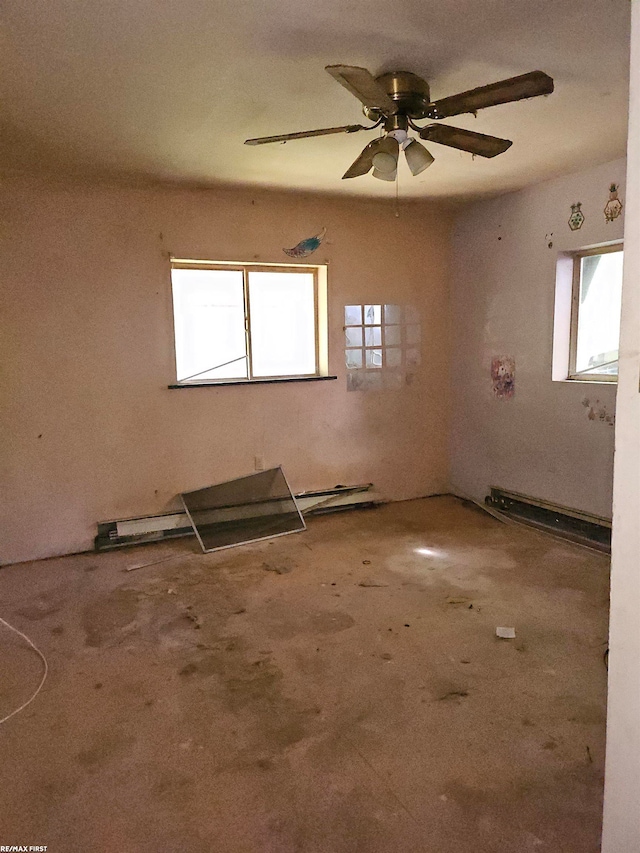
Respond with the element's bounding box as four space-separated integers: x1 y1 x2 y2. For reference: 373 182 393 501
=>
568 202 585 231
491 355 515 399
604 184 623 223
283 227 326 258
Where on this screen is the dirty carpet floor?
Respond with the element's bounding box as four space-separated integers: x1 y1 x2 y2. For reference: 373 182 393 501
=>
0 496 609 852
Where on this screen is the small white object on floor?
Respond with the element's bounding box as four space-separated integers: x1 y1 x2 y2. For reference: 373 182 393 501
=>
496 626 516 639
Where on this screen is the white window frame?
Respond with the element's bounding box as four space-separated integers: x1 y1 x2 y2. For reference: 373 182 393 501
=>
170 259 329 385
567 243 623 383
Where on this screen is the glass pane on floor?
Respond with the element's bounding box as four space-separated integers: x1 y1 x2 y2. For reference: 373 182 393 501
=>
182 467 305 553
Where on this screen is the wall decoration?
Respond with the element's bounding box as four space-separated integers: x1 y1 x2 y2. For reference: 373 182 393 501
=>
581 397 615 426
491 356 515 399
283 227 326 258
344 303 420 392
568 202 585 231
604 184 623 224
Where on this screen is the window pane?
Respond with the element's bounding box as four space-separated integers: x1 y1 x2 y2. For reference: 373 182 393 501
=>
384 304 402 324
248 271 316 377
345 305 362 325
386 348 402 368
363 371 382 390
364 326 382 346
171 268 247 382
384 371 403 390
345 327 363 347
364 305 382 325
407 348 421 368
406 325 421 346
385 325 401 346
576 251 623 375
346 349 363 369
366 349 382 368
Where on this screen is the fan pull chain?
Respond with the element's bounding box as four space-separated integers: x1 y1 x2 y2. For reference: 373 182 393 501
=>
394 168 400 218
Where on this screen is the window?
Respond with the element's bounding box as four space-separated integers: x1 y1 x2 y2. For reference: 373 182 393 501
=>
170 261 328 384
568 245 623 381
344 303 421 391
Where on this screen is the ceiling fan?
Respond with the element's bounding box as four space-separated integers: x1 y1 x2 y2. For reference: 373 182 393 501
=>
245 66 554 181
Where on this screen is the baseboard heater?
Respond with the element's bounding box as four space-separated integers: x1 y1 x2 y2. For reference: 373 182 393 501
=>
486 487 611 552
95 483 379 551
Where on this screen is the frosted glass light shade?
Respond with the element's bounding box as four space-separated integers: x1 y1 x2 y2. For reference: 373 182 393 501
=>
371 136 399 174
372 167 397 181
372 151 397 172
404 139 435 176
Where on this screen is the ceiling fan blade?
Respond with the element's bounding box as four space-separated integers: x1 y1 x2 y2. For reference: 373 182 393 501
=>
342 138 384 179
245 124 366 145
326 65 396 113
419 124 512 158
427 71 554 119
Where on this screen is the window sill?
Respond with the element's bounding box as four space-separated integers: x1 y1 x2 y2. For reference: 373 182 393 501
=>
555 377 618 385
168 375 337 389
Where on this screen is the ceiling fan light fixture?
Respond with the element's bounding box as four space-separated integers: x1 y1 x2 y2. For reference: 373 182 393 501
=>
371 151 398 173
372 167 397 182
371 135 399 174
388 128 409 146
404 139 435 176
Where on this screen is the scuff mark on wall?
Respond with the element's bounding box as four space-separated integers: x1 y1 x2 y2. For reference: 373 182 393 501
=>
582 397 615 426
491 356 515 399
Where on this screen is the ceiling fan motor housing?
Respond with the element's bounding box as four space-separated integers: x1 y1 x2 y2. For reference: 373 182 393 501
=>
363 71 432 121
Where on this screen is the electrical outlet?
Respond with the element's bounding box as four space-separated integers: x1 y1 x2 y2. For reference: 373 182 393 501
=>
254 455 264 471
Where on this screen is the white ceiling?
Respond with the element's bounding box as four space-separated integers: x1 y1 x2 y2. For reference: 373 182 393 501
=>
0 0 631 200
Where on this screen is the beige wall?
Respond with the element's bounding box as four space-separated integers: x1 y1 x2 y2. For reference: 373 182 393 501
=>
450 157 626 519
601 4 640 850
0 177 452 564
